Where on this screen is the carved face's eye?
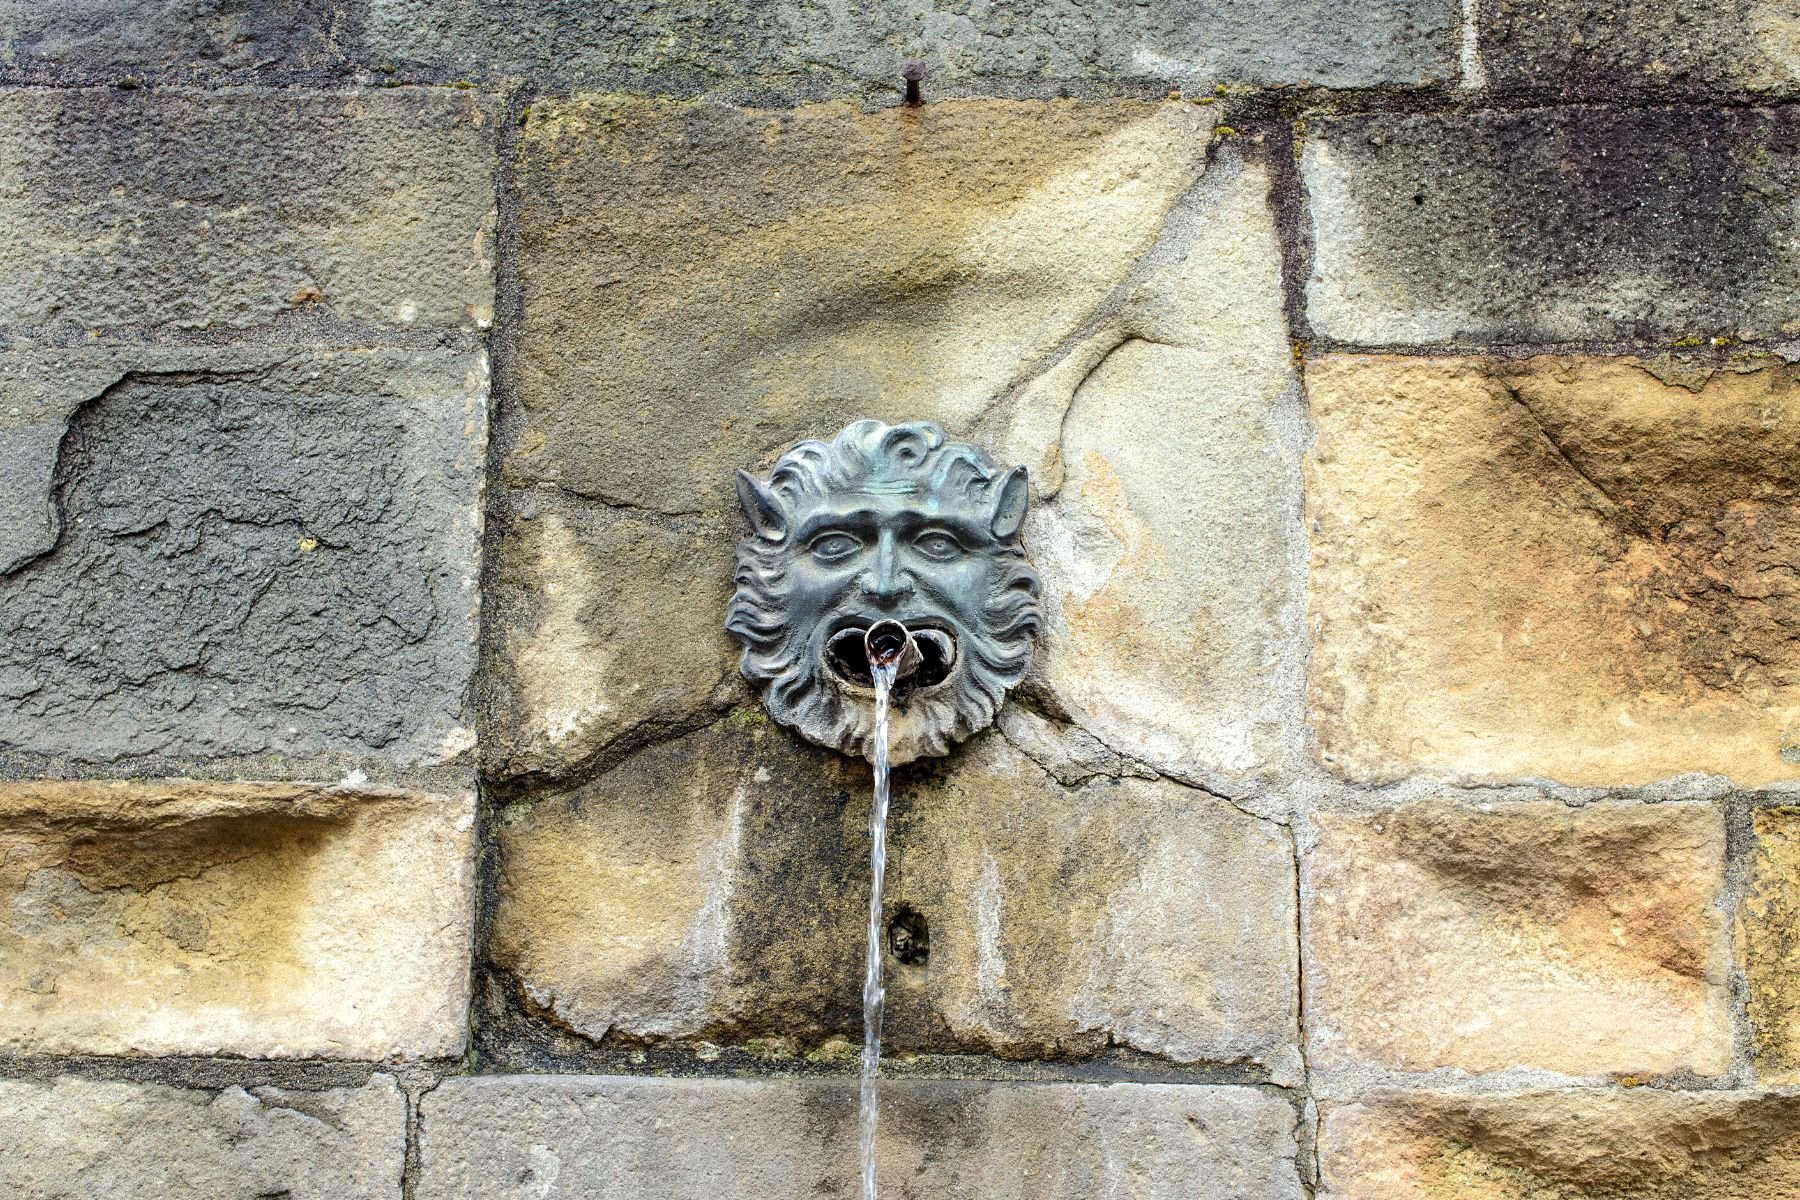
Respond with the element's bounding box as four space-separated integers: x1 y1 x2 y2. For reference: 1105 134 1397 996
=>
914 531 963 560
809 532 861 562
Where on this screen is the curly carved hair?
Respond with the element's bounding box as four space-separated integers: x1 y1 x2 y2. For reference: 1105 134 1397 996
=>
726 420 1041 762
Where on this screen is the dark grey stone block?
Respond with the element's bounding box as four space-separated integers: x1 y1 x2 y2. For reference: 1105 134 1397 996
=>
363 0 1457 93
0 347 486 772
1480 0 1800 98
1305 107 1800 345
0 0 351 84
0 87 495 333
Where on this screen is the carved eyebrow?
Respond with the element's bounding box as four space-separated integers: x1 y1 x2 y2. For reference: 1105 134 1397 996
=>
793 509 881 542
793 508 989 543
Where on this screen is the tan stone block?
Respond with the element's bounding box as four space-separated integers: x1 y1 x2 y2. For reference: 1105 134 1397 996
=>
1739 806 1800 1080
480 493 737 781
0 1074 406 1199
507 95 1212 514
1307 353 1800 786
1027 150 1303 787
0 779 475 1057
491 718 1297 1068
1305 800 1730 1076
419 1076 1304 1200
1319 1089 1800 1199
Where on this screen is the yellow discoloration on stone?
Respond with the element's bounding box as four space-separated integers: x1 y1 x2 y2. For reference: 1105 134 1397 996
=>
1320 1089 1800 1199
508 95 1213 513
491 721 1297 1066
1739 807 1800 1080
1307 800 1731 1076
0 779 474 1058
482 499 737 782
1308 353 1800 786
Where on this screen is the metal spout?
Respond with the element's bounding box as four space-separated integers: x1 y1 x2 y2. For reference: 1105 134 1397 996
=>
864 619 922 679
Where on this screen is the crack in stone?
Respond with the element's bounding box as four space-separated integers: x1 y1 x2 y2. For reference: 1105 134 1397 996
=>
1497 377 1643 530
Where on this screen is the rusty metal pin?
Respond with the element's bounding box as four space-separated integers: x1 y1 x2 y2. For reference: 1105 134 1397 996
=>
902 57 925 105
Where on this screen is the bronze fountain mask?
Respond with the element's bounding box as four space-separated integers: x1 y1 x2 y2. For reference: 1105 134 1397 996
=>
726 420 1042 763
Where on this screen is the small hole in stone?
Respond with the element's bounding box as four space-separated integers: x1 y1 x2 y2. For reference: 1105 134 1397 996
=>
1412 192 1425 205
888 906 929 965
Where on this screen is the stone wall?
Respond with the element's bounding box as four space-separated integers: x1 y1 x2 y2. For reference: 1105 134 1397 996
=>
5 3 1800 1197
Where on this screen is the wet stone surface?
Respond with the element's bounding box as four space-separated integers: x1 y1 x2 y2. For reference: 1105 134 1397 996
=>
486 717 1299 1074
417 1075 1305 1200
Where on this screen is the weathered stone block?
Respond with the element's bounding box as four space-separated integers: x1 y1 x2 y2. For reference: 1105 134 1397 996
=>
0 87 494 331
0 1073 405 1199
0 347 486 772
0 2 349 83
0 779 475 1057
492 104 1303 789
480 490 737 784
1480 0 1800 97
418 1075 1303 1199
490 719 1298 1071
1740 806 1800 1080
1027 151 1304 789
1319 1089 1800 1198
1307 353 1800 787
1304 109 1800 345
1305 800 1731 1077
506 96 1212 514
366 0 1455 92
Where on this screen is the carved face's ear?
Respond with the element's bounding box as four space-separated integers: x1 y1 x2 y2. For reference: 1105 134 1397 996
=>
988 465 1030 540
735 469 788 540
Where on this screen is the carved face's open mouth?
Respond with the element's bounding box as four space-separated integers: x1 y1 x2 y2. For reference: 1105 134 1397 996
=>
823 618 958 692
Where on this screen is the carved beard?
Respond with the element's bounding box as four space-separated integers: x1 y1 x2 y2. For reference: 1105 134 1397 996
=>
728 549 1040 764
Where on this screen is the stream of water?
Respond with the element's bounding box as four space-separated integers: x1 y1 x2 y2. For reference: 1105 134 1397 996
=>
859 658 899 1200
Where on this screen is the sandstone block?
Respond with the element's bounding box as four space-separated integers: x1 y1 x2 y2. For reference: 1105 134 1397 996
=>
366 0 1455 92
0 779 475 1057
1739 806 1800 1080
1305 800 1731 1077
0 87 494 331
479 490 737 784
1307 353 1800 787
505 96 1212 515
0 346 486 772
1480 0 1800 97
418 1075 1303 1199
492 104 1304 790
490 719 1298 1070
1319 1089 1800 1199
1027 150 1303 789
0 1074 405 1199
1304 109 1800 345
492 96 1216 780
0 2 348 83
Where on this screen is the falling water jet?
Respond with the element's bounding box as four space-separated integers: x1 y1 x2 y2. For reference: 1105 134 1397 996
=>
859 619 913 1200
724 423 1044 1198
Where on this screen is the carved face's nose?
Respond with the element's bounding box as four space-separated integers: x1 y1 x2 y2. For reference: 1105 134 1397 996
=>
860 531 912 600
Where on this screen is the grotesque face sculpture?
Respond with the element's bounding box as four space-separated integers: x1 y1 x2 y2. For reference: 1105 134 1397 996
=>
727 420 1042 763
